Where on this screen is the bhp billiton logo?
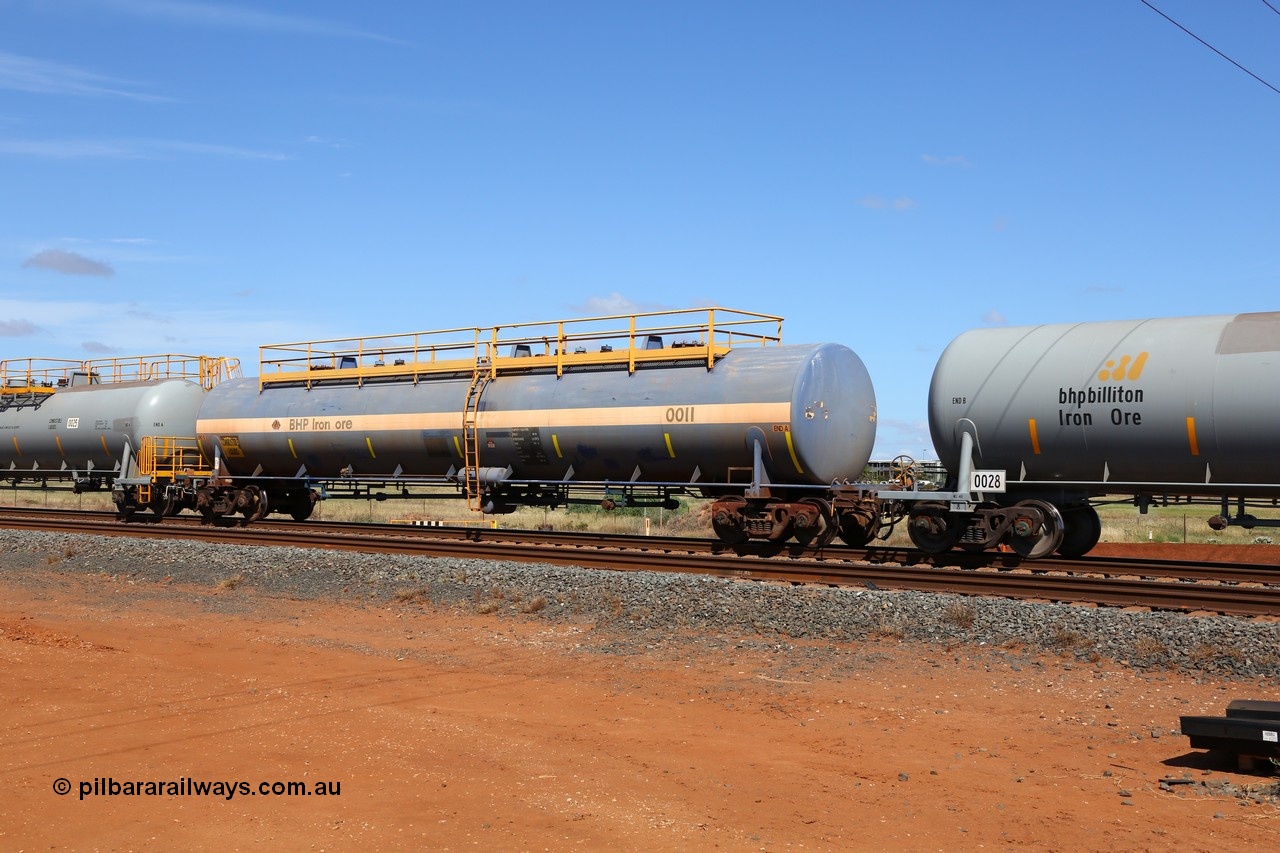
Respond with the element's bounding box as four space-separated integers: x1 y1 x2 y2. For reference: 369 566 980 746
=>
1097 352 1148 382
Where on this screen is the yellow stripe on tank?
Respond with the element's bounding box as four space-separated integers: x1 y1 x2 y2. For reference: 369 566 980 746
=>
101 435 110 456
365 437 377 459
12 436 20 457
288 438 297 459
55 436 64 456
784 428 804 475
1028 418 1041 455
552 434 563 459
664 432 675 458
196 401 791 435
453 435 463 457
1186 417 1200 456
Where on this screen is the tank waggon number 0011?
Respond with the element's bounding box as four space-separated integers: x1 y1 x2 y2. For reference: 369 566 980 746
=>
3 308 1278 560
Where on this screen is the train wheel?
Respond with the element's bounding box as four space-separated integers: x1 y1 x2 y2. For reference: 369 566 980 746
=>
1007 500 1065 559
837 512 880 547
793 498 838 548
907 502 960 554
242 485 269 523
1057 505 1101 558
251 490 270 523
290 501 315 521
710 496 749 545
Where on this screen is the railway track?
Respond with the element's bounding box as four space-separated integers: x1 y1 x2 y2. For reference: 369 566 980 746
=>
2 507 1279 617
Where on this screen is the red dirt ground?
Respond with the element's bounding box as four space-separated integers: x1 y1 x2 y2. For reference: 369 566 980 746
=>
2 547 1279 851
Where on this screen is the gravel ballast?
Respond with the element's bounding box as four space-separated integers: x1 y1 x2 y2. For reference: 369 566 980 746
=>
5 530 1280 680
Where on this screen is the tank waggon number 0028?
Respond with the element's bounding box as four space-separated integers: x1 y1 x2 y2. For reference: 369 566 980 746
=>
4 308 1279 560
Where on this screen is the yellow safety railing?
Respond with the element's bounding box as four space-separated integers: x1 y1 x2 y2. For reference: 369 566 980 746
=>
137 436 209 477
0 355 242 392
0 358 88 394
82 354 243 390
258 306 784 391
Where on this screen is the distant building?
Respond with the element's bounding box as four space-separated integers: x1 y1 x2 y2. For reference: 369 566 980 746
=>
865 458 949 489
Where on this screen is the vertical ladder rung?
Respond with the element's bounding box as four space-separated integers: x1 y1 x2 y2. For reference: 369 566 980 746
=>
462 366 490 512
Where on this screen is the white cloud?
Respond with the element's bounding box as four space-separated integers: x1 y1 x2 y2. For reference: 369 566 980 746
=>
870 417 934 461
981 310 1007 325
0 139 144 159
0 137 287 161
97 0 404 44
0 319 40 337
857 196 917 212
572 293 672 317
0 50 168 102
0 296 333 370
124 305 173 323
22 249 115 277
304 135 350 149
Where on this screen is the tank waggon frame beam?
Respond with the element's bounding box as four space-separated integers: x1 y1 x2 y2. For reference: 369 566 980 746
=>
3 474 109 492
308 476 689 512
0 390 55 411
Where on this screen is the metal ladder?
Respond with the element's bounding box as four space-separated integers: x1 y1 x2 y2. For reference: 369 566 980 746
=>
134 436 156 507
462 360 492 511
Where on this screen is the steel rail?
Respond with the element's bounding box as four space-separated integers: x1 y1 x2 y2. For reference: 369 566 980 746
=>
3 506 1279 584
2 507 1280 581
2 511 1279 616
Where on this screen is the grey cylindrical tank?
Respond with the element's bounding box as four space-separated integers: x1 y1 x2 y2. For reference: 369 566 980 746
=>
0 380 206 478
196 343 877 487
929 312 1280 490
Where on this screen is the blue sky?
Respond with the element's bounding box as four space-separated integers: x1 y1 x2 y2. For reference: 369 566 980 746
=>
2 0 1277 459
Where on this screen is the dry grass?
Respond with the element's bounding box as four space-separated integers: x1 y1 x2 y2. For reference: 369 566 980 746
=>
869 615 908 640
393 588 432 606
1132 636 1169 662
218 574 245 591
941 600 976 629
1046 623 1091 652
1188 642 1247 667
1095 502 1275 546
519 595 548 614
473 587 508 615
